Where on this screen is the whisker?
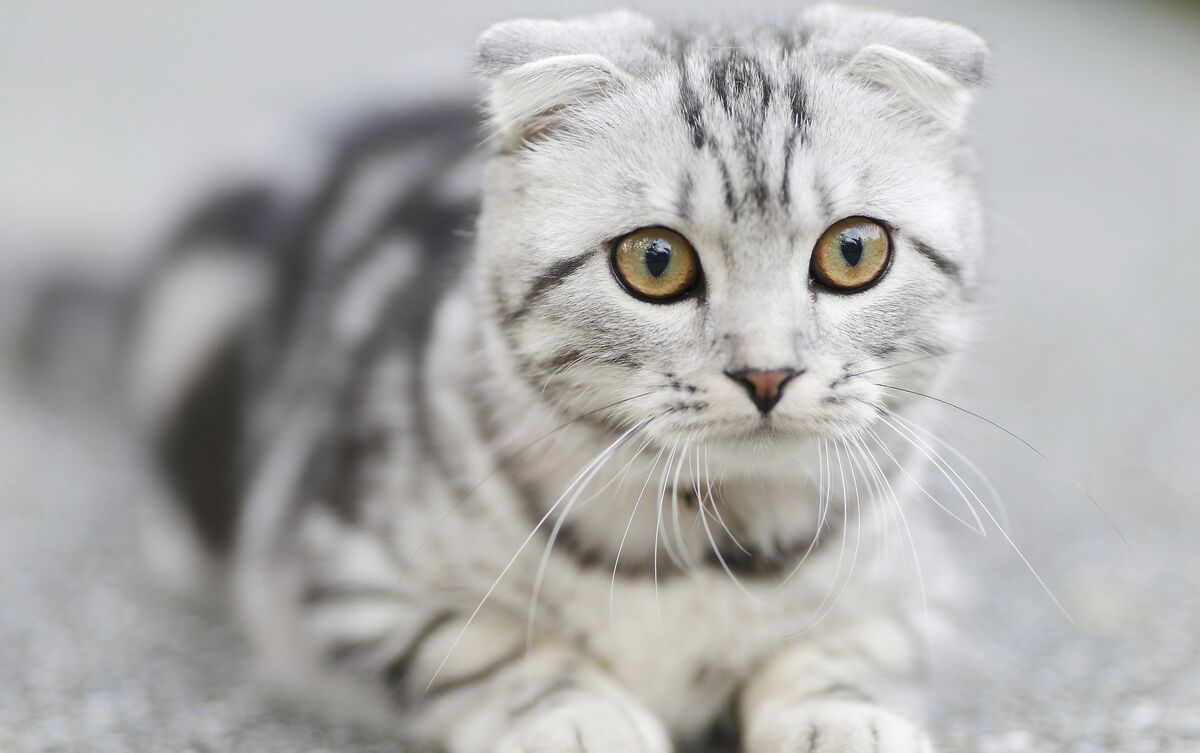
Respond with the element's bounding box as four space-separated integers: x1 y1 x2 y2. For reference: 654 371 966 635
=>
655 440 686 572
841 435 867 600
700 444 751 557
861 421 986 536
653 437 681 626
396 391 656 582
570 432 656 512
526 416 655 651
820 436 830 534
787 437 862 638
426 417 652 691
841 345 955 374
870 395 1076 622
984 207 1038 248
969 494 1077 622
855 432 930 637
669 433 699 572
853 430 897 566
771 440 834 592
844 350 950 379
610 443 668 624
871 406 993 535
873 408 1075 622
876 383 1129 550
891 411 1011 530
691 445 770 607
537 349 587 399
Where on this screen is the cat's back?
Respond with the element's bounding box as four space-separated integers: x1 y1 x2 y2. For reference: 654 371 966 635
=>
131 98 486 557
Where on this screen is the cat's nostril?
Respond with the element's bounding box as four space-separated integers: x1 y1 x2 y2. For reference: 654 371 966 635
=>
725 368 802 415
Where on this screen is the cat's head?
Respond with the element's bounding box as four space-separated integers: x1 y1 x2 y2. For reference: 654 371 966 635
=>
474 6 987 465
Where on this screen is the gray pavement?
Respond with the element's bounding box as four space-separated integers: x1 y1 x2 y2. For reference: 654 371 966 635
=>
1 0 1198 750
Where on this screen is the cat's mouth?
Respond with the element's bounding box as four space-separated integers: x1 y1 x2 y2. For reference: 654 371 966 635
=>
660 414 814 446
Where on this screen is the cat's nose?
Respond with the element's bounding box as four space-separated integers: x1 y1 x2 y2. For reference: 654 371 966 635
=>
725 368 801 415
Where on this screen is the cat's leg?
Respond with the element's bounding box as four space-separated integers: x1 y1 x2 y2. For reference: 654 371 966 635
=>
292 598 672 753
739 615 932 753
236 497 668 753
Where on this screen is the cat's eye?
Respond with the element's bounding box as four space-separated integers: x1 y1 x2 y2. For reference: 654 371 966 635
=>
611 227 701 302
810 217 892 292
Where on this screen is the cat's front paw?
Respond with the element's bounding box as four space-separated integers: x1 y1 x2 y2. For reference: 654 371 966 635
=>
746 701 933 753
497 693 672 753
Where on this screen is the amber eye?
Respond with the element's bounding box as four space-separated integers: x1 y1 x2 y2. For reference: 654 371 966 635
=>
611 227 701 302
810 217 892 291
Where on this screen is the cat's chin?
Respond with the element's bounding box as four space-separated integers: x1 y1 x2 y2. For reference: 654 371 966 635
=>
666 421 835 477
666 415 851 444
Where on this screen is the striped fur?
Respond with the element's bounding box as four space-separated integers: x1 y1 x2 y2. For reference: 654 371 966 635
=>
131 7 988 753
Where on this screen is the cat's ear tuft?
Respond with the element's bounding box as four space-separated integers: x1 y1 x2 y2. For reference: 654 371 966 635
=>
846 44 977 131
476 11 656 149
478 52 628 149
804 4 989 132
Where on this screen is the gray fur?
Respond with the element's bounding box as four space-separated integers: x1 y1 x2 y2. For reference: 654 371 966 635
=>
130 7 989 753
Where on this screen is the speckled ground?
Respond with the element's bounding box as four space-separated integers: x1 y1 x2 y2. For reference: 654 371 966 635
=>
1 0 1198 750
3 383 1198 753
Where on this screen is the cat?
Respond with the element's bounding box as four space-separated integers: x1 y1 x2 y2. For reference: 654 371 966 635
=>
125 5 989 752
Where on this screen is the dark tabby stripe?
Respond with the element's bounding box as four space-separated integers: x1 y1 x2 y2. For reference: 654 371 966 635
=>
265 105 479 360
381 610 457 694
132 182 284 554
504 250 595 324
536 493 844 580
424 645 527 699
910 239 963 284
150 101 484 550
679 46 814 222
507 677 580 719
156 333 246 553
780 77 810 208
161 183 282 253
381 615 529 704
302 582 405 607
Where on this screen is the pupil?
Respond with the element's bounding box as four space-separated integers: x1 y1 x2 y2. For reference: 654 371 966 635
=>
644 241 672 277
840 232 864 266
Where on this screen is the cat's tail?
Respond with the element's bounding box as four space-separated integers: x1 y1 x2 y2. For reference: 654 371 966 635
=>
2 182 279 596
0 251 132 406
127 183 281 595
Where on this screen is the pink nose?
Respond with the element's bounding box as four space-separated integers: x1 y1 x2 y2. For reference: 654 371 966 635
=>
726 368 801 415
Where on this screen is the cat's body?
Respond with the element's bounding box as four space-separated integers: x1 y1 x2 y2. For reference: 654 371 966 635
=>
129 7 988 752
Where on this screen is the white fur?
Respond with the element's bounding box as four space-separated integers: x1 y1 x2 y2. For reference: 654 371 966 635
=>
129 248 263 431
487 54 630 149
151 7 996 753
848 45 973 132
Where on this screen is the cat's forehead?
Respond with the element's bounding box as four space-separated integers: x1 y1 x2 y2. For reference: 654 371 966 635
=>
648 20 803 55
638 24 824 100
491 9 984 265
537 53 930 232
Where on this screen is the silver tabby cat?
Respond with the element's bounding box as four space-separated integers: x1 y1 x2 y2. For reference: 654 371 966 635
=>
129 5 988 752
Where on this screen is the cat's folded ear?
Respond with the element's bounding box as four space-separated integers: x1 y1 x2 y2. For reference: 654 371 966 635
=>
804 4 989 133
476 10 657 150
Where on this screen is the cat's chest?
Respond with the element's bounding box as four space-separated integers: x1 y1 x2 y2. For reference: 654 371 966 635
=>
549 568 804 736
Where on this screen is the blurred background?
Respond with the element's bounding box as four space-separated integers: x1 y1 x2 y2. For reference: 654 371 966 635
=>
1 0 1198 751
